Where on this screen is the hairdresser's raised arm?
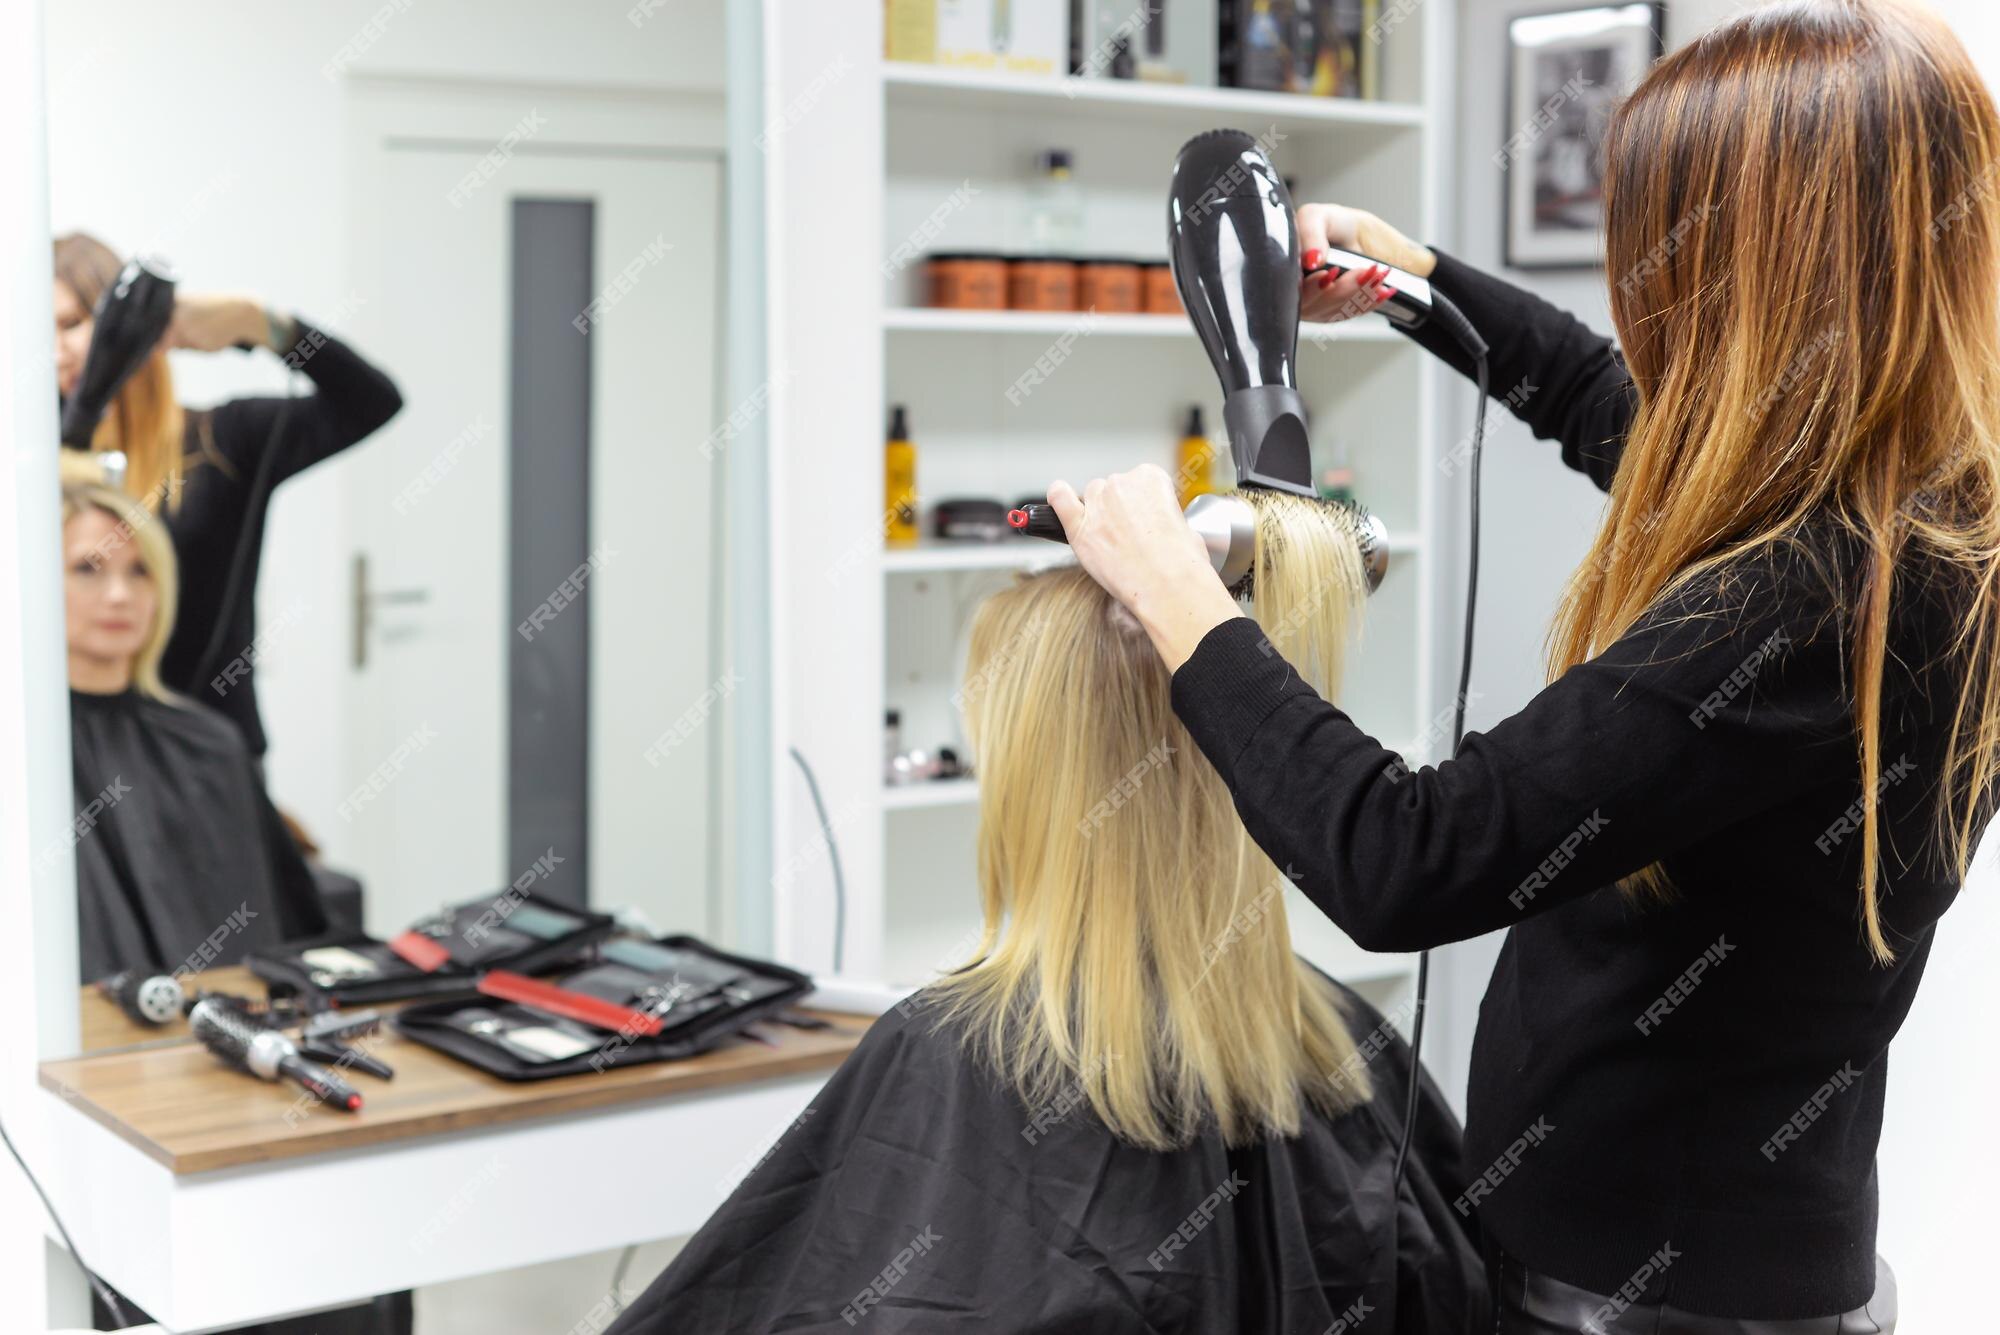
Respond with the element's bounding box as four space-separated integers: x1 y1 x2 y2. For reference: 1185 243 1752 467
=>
1297 204 1635 492
180 295 405 485
1167 540 1852 952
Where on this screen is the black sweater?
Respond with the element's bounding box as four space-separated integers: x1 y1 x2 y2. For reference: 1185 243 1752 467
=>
1170 250 1975 1319
158 317 404 755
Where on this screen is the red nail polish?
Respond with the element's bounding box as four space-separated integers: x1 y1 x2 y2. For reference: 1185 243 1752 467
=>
1303 248 1321 270
1378 285 1397 300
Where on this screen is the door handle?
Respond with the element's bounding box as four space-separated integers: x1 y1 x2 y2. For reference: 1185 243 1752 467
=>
351 552 432 669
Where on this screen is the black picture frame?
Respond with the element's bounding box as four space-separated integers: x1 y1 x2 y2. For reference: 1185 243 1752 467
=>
1500 2 1666 270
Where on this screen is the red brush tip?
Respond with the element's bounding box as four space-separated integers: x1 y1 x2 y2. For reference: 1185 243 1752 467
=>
1007 509 1029 528
346 1094 363 1111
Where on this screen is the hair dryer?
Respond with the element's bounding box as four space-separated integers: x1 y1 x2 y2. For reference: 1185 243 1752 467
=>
58 256 177 450
1168 128 1315 496
1014 128 1393 593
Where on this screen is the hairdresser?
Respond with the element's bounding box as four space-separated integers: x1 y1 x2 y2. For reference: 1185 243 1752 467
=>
1049 4 1987 1331
54 232 403 758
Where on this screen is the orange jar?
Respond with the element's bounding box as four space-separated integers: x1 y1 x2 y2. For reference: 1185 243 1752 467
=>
1077 259 1143 314
1142 262 1180 315
1007 257 1078 312
927 253 1007 310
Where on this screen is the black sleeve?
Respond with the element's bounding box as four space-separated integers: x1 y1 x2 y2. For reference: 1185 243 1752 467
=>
206 315 404 485
1396 248 1637 492
1171 543 1854 952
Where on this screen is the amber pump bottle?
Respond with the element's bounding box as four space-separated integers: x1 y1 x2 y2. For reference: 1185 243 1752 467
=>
1176 405 1215 509
885 405 918 546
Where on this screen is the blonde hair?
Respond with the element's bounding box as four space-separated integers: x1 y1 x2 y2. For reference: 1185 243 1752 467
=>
1565 0 2000 961
53 232 186 511
934 491 1374 1150
62 478 180 702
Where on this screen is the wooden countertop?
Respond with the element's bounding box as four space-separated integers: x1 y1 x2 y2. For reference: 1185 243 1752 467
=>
48 970 871 1175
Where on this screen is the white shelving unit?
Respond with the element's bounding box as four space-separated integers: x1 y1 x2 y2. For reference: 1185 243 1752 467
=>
886 305 1405 342
765 2 1451 1020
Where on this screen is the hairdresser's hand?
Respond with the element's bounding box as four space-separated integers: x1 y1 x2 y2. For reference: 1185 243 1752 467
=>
1297 204 1436 324
167 293 270 352
1048 465 1245 672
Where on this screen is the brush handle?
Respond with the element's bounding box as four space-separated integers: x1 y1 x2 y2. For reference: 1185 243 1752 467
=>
1007 504 1068 543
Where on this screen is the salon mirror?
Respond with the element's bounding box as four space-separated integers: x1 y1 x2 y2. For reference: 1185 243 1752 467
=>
43 1 755 1057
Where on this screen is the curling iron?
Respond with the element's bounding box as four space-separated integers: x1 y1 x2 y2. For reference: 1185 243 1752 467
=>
58 256 177 450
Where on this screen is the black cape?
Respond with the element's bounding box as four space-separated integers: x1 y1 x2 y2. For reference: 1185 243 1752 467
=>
607 981 1489 1334
68 689 326 982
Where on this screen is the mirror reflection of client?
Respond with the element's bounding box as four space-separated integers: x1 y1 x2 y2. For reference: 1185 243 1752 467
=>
53 232 404 759
607 495 1487 1334
62 480 328 982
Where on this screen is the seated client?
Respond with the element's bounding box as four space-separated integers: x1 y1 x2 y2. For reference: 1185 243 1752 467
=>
608 492 1487 1333
61 475 327 981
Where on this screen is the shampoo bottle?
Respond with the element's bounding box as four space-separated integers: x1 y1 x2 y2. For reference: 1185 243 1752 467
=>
885 405 919 547
1176 405 1215 508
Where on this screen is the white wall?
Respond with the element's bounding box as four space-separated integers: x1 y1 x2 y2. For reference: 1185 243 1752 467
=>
41 0 725 845
1434 0 1994 1325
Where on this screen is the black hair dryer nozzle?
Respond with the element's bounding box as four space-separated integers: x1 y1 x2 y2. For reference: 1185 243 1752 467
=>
1168 130 1313 497
59 257 177 450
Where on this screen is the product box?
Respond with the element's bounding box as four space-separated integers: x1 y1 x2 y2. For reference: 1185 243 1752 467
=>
1070 0 1218 86
886 0 1067 76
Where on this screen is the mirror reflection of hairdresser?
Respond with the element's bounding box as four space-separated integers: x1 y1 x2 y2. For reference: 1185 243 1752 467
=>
53 231 404 758
1049 3 1987 1330
607 562 1488 1333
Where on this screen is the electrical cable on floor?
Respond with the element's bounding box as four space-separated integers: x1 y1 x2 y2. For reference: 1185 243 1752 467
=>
608 1242 638 1314
788 746 847 974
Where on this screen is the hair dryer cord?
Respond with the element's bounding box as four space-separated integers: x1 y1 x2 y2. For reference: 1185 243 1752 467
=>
1392 315 1488 1191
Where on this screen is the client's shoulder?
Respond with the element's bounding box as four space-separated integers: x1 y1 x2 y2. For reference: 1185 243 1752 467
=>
138 694 253 758
852 988 972 1067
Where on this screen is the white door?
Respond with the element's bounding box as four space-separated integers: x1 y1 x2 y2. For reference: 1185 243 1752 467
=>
337 89 725 941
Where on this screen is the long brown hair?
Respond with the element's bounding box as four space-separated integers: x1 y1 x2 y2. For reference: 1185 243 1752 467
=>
53 232 185 510
1559 0 2000 961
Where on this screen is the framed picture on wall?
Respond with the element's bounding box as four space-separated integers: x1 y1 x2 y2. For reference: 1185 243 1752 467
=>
1501 3 1665 269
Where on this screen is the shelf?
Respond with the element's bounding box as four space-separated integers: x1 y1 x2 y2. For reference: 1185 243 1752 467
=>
883 63 1427 133
881 737 1427 819
881 541 1072 574
882 531 1422 577
884 306 1405 345
883 778 981 811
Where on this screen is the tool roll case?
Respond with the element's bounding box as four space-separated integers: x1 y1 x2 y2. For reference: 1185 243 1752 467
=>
245 889 615 1006
392 935 814 1079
